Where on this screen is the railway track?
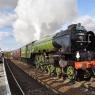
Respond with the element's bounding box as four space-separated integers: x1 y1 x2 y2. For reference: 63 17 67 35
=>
10 59 95 95
4 59 24 95
4 59 58 95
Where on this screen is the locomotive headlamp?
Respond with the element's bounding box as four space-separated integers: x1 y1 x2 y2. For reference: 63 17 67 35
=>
76 51 80 60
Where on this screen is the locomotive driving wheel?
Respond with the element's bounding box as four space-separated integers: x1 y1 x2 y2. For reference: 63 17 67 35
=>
66 66 76 80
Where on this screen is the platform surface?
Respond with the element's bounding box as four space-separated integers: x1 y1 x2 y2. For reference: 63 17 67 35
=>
0 63 11 95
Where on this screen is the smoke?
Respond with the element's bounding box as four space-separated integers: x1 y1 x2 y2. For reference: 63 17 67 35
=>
72 15 95 32
13 0 77 45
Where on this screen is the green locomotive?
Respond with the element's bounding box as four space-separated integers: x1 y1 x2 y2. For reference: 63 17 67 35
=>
8 23 95 80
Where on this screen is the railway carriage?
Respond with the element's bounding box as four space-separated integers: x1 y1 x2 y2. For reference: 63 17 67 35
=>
20 46 27 62
12 49 21 60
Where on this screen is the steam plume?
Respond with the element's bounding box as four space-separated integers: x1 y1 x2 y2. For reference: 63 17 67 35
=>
72 16 95 32
13 0 77 45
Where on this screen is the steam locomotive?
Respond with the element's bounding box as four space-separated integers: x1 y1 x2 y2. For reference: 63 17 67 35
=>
5 23 95 80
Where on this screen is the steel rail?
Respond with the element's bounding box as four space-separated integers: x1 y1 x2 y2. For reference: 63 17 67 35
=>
5 59 25 95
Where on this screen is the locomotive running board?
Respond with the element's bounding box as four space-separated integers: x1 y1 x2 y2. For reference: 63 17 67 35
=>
91 65 95 76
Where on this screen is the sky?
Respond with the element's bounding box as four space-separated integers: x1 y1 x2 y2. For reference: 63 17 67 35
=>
0 0 95 51
77 0 95 16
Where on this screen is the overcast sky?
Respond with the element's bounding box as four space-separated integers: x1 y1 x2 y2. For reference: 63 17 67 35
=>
0 0 20 51
0 0 95 51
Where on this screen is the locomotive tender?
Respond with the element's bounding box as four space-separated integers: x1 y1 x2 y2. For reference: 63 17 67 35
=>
6 23 95 80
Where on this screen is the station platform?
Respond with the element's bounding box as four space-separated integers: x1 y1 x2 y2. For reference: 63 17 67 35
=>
0 61 11 95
